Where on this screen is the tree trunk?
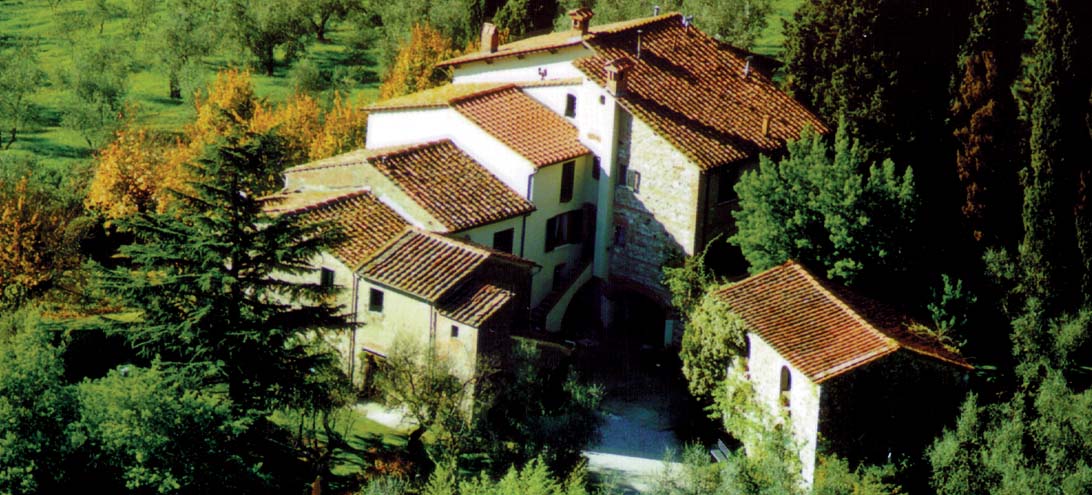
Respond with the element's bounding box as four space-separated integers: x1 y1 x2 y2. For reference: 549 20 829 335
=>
4 127 15 150
406 425 434 475
169 74 182 100
315 14 331 43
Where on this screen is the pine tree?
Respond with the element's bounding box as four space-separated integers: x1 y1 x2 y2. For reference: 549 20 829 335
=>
100 130 348 417
951 0 1025 247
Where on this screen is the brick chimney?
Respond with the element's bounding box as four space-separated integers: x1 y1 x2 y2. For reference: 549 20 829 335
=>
481 22 499 53
604 57 634 96
568 7 594 35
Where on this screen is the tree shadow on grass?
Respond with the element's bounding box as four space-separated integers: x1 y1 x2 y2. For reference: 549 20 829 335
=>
16 135 91 160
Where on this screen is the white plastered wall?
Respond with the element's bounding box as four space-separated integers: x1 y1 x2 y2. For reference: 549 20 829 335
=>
450 45 591 83
747 333 822 487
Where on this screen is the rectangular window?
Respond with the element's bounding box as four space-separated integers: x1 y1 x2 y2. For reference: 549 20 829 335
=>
320 267 335 288
451 325 459 338
368 288 384 313
545 210 584 251
493 228 514 254
552 263 566 291
592 156 601 181
564 94 576 117
560 161 575 203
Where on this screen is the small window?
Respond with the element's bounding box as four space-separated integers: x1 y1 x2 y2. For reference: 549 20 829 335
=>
625 169 641 192
599 94 606 105
369 288 384 313
451 325 459 338
552 263 566 291
592 156 601 181
779 366 791 409
617 162 628 188
320 268 335 288
493 228 514 254
564 94 577 117
560 161 575 203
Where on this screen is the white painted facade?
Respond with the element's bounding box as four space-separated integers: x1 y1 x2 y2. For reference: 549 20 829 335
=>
747 333 821 487
450 45 591 84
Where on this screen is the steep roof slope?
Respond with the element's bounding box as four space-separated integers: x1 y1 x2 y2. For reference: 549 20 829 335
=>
360 227 534 303
451 86 590 167
263 189 408 269
714 261 970 383
283 141 535 233
574 14 827 170
366 140 536 231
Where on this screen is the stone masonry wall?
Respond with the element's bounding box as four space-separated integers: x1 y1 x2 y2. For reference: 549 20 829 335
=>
609 112 701 303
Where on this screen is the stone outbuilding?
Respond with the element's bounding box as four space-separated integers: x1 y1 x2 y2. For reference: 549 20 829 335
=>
713 261 972 485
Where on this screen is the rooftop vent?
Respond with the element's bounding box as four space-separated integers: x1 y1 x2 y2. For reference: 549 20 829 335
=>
743 55 753 79
568 7 594 35
653 5 660 15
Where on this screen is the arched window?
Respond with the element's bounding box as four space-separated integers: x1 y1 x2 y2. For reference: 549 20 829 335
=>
779 366 791 411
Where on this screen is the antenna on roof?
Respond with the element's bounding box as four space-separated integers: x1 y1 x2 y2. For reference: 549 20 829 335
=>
653 5 660 15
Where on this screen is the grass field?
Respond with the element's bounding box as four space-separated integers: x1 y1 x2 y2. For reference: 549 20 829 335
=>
753 0 804 57
0 0 381 170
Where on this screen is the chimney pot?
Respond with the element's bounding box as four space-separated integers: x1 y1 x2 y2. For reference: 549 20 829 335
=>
481 22 499 53
604 57 634 96
568 7 594 35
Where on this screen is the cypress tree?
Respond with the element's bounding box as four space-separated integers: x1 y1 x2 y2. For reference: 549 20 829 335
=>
1020 0 1092 312
785 0 973 290
951 0 1025 247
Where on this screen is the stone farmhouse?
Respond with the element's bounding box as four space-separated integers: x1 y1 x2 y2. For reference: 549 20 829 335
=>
713 261 972 485
265 8 825 377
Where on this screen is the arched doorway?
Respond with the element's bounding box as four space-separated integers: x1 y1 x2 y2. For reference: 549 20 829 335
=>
609 284 669 348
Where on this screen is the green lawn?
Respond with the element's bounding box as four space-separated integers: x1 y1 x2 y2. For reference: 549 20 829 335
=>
0 0 381 170
753 0 804 57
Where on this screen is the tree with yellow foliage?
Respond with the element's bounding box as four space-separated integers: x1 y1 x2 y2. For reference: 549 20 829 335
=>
0 178 69 304
379 23 456 100
88 69 369 221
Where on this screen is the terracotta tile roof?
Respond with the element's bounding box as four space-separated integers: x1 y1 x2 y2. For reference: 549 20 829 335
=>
714 261 971 384
438 280 515 327
282 144 417 174
573 15 827 170
451 86 591 167
264 189 408 269
366 140 535 231
360 227 533 302
437 12 678 67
